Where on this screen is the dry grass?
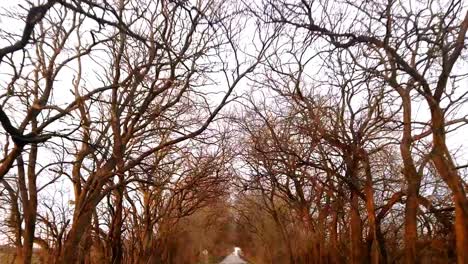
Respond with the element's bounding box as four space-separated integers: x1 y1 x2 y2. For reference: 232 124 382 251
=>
0 247 42 264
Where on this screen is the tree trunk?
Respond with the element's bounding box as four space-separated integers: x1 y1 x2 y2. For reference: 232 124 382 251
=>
16 147 38 264
330 208 339 264
404 180 420 264
430 106 468 264
362 153 381 264
399 91 421 264
350 191 362 264
109 185 124 264
60 208 94 263
60 160 115 263
21 210 36 264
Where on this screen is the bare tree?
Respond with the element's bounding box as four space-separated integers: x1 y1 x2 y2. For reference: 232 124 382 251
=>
258 0 468 263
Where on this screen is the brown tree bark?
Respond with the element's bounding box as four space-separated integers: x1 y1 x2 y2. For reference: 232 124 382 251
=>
350 191 362 264
362 153 382 264
60 161 115 264
329 208 339 264
109 185 124 264
16 146 38 264
429 105 468 264
399 92 421 264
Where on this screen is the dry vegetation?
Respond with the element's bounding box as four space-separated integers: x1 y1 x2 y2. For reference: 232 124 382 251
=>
0 0 467 264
